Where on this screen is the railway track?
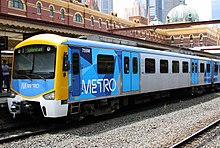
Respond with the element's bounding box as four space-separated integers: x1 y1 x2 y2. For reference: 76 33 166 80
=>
0 92 219 145
171 118 220 147
0 127 51 143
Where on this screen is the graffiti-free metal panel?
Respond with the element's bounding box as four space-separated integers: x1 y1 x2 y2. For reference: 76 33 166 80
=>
131 53 140 91
191 59 199 85
69 47 121 101
122 51 131 92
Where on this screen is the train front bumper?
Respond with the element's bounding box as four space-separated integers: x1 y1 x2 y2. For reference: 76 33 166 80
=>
7 94 68 118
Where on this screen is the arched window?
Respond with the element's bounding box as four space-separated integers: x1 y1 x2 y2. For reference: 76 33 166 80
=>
180 35 184 42
74 13 83 23
135 30 138 36
10 0 24 9
106 20 109 29
37 2 41 14
91 16 94 26
60 9 65 19
113 22 116 28
190 34 193 42
118 24 121 28
50 6 54 17
171 36 174 44
199 34 203 41
98 18 102 28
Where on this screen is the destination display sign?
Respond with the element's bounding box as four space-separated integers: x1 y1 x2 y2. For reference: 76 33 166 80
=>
15 45 56 54
25 47 44 53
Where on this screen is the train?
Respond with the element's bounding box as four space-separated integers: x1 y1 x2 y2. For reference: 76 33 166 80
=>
7 34 220 118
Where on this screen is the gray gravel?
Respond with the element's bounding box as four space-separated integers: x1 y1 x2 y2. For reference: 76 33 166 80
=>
2 93 220 147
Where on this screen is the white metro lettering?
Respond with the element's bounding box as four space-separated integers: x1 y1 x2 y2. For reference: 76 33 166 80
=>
21 83 40 89
82 78 116 94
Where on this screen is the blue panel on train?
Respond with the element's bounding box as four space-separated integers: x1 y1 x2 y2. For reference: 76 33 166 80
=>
12 79 54 97
213 62 219 83
69 47 121 101
131 53 140 91
191 59 198 84
204 61 212 84
122 52 131 92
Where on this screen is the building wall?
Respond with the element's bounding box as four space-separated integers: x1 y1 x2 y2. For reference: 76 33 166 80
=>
1 0 219 48
162 26 219 48
1 0 138 35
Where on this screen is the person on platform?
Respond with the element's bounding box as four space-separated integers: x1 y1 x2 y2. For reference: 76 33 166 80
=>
2 60 10 92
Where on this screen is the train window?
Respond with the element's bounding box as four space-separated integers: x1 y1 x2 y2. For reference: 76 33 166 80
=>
160 60 168 73
182 61 188 73
124 56 129 74
72 53 79 74
215 64 218 73
172 61 179 73
133 57 138 74
195 63 198 73
97 54 114 74
145 58 155 73
207 64 210 73
200 63 205 73
192 62 194 73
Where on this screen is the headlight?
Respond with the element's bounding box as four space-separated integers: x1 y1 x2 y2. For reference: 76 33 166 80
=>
43 91 55 100
10 91 17 98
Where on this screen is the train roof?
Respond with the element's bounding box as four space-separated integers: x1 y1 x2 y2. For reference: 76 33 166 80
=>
15 34 67 49
63 36 212 61
16 34 213 61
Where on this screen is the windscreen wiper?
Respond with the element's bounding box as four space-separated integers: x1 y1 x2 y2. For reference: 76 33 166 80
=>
31 73 46 81
22 74 32 81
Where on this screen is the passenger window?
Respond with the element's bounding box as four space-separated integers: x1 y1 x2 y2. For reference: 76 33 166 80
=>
97 54 114 74
133 57 138 74
192 62 194 73
215 64 218 73
195 63 198 73
145 58 155 73
200 63 204 73
160 60 168 73
172 61 179 73
207 64 210 73
72 53 79 74
124 56 129 74
183 61 188 73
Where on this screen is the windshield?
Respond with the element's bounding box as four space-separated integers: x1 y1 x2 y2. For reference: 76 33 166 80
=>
13 45 56 79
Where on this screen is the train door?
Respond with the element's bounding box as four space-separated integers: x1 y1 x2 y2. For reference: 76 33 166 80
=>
71 49 81 96
122 52 140 92
131 53 140 91
191 59 198 84
122 52 131 92
205 61 212 83
214 62 219 83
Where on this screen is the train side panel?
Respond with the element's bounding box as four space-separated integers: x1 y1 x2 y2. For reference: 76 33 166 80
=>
68 47 122 102
140 53 191 93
